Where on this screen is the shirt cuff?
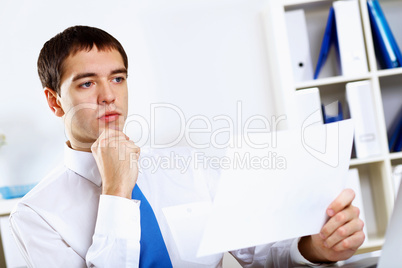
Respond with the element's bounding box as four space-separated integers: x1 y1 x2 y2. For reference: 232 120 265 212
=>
290 237 336 267
95 194 141 239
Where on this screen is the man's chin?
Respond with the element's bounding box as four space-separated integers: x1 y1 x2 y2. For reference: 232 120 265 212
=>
98 122 124 132
107 125 121 131
98 125 122 133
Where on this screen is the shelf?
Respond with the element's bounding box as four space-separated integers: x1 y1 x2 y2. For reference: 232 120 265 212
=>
283 0 329 8
376 67 402 78
349 155 386 167
390 152 402 160
356 237 384 254
294 68 402 89
295 74 372 90
274 0 401 256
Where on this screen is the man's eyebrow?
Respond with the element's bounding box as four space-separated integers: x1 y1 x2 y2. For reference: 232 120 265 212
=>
72 72 97 82
71 68 127 82
110 68 128 76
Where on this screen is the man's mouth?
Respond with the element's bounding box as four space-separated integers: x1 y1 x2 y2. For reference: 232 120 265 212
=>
99 111 121 122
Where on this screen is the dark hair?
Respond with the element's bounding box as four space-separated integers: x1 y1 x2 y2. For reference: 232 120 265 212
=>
37 25 128 95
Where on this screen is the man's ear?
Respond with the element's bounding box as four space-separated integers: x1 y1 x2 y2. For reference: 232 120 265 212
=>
44 87 65 117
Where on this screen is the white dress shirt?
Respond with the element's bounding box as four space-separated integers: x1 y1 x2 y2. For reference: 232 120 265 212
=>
9 144 316 268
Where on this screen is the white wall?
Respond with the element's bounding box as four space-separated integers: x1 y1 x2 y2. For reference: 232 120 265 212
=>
0 0 277 186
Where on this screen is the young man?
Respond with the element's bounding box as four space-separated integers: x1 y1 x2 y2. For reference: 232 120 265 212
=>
10 26 364 267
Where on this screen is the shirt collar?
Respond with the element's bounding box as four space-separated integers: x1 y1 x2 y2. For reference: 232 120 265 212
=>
64 142 102 187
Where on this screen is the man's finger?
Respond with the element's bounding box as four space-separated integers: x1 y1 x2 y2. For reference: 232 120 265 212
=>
96 135 128 148
97 128 125 141
104 128 126 139
323 218 364 248
320 205 360 239
331 230 365 252
326 188 355 217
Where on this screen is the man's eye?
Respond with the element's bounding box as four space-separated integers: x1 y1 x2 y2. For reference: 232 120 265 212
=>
80 82 93 88
113 77 124 83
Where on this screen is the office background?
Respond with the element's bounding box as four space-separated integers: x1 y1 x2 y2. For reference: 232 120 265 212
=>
2 0 401 266
0 0 277 188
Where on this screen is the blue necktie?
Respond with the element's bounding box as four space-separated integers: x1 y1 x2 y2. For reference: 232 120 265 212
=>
132 184 173 268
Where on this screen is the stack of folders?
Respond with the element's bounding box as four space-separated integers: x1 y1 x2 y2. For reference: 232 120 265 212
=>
388 106 402 152
346 80 382 159
314 0 368 79
367 0 402 69
294 82 383 159
294 88 344 125
294 87 345 129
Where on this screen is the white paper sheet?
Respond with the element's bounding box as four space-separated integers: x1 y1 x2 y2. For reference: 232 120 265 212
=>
197 119 354 256
163 202 223 264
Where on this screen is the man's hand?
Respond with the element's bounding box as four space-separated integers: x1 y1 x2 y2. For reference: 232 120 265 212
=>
299 189 365 263
91 128 140 199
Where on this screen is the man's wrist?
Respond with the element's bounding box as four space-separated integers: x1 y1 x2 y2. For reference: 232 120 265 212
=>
298 235 335 264
102 183 133 199
102 190 132 199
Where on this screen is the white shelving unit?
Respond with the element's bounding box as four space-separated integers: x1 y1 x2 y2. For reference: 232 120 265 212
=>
264 0 402 254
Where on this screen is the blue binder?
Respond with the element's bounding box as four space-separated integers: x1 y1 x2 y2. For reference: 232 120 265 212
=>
367 0 402 69
314 7 338 79
393 122 402 152
389 107 402 152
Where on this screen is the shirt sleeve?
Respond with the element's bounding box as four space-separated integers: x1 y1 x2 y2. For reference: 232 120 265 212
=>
229 238 326 267
85 194 141 267
9 205 88 268
9 194 141 268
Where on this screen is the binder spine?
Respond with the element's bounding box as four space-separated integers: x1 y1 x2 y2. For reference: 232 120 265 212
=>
346 80 382 158
371 0 402 66
314 7 336 79
333 0 368 76
285 9 314 82
367 0 402 69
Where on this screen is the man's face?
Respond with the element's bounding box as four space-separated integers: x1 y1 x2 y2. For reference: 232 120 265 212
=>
57 47 128 149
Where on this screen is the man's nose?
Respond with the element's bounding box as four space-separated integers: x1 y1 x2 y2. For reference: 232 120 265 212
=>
98 81 116 104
